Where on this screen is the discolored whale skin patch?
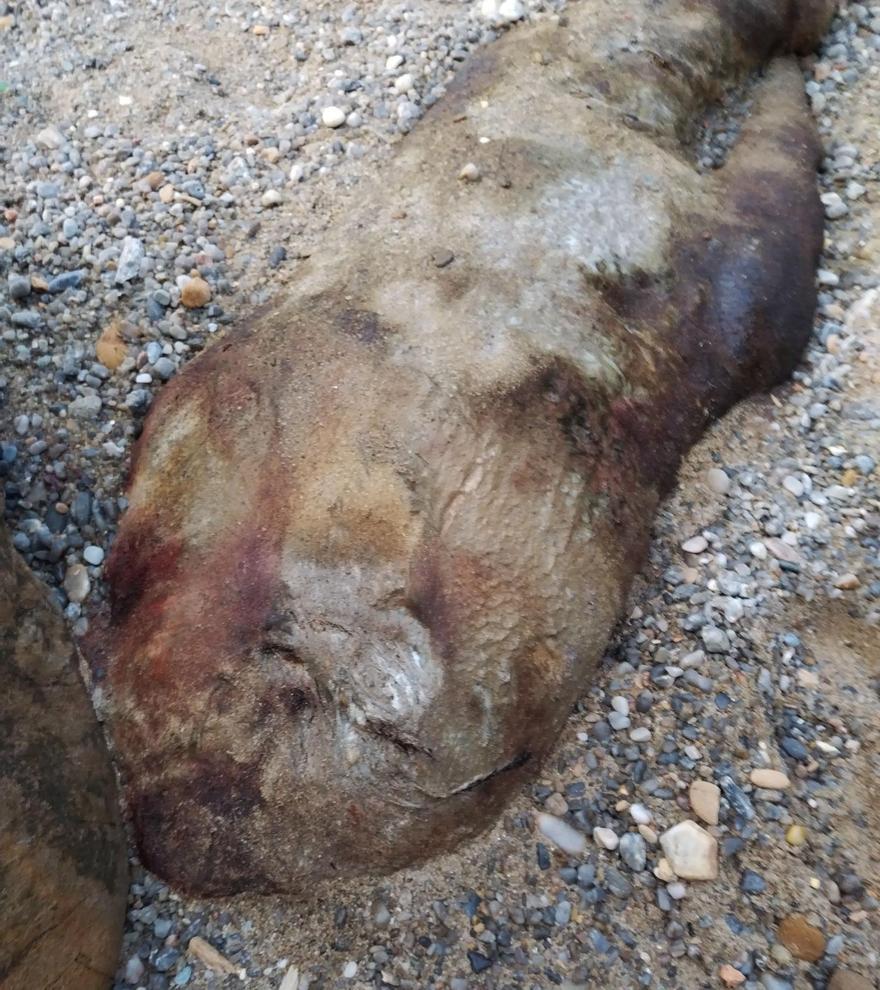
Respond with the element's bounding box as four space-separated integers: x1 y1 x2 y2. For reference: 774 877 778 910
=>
92 0 832 896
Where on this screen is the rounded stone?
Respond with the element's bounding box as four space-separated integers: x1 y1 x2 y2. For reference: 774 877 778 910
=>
180 277 212 309
322 106 346 128
706 467 731 494
689 780 720 826
777 914 826 962
749 768 791 790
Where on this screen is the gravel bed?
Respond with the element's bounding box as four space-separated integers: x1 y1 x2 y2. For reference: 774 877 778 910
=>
1 1 878 989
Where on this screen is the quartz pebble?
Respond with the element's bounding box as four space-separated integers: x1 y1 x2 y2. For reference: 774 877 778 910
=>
322 106 346 128
659 821 718 880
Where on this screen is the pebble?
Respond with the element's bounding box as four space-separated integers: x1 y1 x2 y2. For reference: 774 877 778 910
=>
618 832 647 872
593 826 620 851
719 963 746 986
96 324 128 370
740 869 767 895
481 0 526 23
659 821 718 880
780 736 810 762
68 395 103 420
458 162 481 182
467 951 493 974
682 535 709 554
180 277 212 309
115 236 145 283
834 572 861 589
83 545 105 566
322 106 347 128
821 191 849 218
431 248 455 268
124 955 145 984
536 813 586 856
749 769 790 790
63 567 90 605
782 474 804 497
688 781 720 826
777 914 826 962
785 824 807 847
706 467 731 494
8 274 30 300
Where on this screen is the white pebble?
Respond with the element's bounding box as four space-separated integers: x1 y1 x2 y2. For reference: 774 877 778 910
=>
342 961 358 979
681 535 708 554
593 827 619 851
458 161 481 182
629 803 652 825
536 813 586 856
782 474 804 497
659 821 718 880
706 467 731 495
322 106 346 128
63 564 90 604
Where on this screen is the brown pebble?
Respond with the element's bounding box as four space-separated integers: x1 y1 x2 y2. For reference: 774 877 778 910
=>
834 572 860 590
159 184 175 204
719 963 746 986
688 780 720 826
146 170 164 190
180 277 212 309
749 768 791 790
96 322 128 371
777 914 826 962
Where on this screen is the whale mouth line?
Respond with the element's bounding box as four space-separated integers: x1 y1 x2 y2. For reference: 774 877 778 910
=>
416 749 534 801
362 717 435 759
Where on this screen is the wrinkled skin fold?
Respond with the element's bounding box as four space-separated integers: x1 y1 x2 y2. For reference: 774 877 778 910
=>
92 0 834 894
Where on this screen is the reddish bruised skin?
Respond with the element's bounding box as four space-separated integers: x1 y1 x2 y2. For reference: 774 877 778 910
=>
94 0 832 895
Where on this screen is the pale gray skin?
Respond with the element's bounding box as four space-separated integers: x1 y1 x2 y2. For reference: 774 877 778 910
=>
95 0 834 895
